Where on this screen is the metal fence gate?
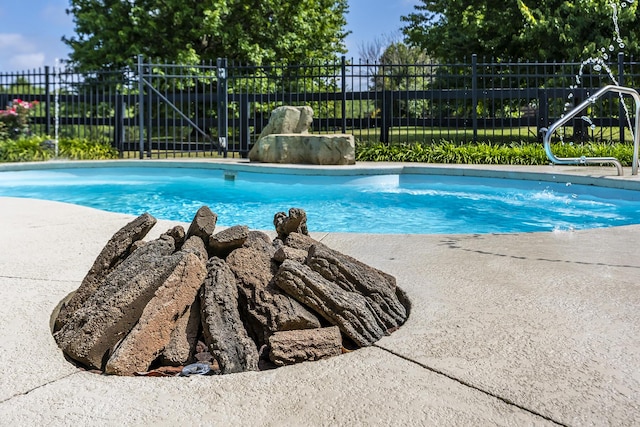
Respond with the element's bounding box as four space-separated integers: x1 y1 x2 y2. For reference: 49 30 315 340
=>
135 55 229 159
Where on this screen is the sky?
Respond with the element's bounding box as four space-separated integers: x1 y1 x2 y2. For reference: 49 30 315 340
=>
0 0 421 72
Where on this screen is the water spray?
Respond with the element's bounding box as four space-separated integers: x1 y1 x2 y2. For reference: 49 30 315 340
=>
54 58 60 158
565 0 636 142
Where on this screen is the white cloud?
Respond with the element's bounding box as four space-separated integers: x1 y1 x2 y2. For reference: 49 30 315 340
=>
0 33 46 70
0 33 34 52
10 53 46 69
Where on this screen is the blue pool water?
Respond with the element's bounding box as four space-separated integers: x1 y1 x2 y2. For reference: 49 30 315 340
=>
0 166 639 234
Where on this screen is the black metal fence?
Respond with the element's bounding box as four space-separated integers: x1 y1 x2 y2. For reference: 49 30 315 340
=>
1 53 639 159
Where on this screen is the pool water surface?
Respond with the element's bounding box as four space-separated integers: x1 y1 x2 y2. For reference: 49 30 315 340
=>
1 166 639 234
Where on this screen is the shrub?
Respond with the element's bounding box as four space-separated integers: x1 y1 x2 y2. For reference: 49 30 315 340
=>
355 140 635 166
0 136 53 162
59 138 119 160
0 136 119 162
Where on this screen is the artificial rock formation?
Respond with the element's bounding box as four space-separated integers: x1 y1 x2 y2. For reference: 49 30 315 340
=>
257 105 314 140
249 134 356 165
268 326 343 366
53 207 409 376
54 232 183 370
186 205 218 243
227 246 321 347
274 207 309 240
200 257 259 374
249 106 356 165
306 243 407 330
53 212 157 332
105 251 207 375
274 260 387 347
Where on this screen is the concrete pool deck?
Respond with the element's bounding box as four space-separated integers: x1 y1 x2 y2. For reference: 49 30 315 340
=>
0 162 639 425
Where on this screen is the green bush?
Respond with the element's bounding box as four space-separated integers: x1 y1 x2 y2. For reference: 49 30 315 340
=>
356 140 636 166
59 138 119 160
0 136 53 162
0 136 119 162
0 121 9 141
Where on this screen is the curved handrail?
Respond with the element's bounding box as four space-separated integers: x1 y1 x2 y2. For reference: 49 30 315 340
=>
541 85 640 176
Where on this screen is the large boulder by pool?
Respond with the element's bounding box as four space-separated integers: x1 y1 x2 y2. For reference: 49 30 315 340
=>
256 105 314 139
249 106 356 165
52 207 409 376
249 134 356 165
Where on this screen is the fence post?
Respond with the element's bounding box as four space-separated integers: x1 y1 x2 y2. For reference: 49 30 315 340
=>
239 92 250 157
217 58 228 158
341 55 347 133
137 54 145 160
538 89 549 141
471 54 478 143
618 51 625 144
114 93 124 156
146 82 152 158
44 66 51 135
380 89 392 144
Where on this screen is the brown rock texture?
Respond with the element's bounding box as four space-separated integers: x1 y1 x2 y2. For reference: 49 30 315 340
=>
186 205 217 242
105 251 207 375
54 212 157 331
243 230 277 256
160 297 202 366
53 234 179 370
200 257 259 374
52 206 409 377
274 208 309 240
306 244 407 329
163 225 186 251
273 246 308 263
209 225 249 258
283 232 321 252
268 326 343 366
249 134 356 165
181 235 208 263
227 247 321 346
274 260 387 347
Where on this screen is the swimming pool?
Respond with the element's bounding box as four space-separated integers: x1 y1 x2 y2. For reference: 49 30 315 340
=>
1 164 639 234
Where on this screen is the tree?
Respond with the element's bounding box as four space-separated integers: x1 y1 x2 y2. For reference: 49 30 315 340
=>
357 37 432 118
357 32 402 64
401 0 639 63
63 0 349 71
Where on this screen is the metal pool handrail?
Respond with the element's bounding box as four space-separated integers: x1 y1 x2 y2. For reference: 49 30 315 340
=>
541 85 640 176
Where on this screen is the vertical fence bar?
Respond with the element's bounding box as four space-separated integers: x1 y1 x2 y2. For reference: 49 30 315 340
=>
239 93 250 157
166 62 173 158
471 54 478 143
114 93 124 155
381 90 391 144
137 54 145 159
146 70 152 158
341 55 347 134
44 66 51 135
217 57 228 157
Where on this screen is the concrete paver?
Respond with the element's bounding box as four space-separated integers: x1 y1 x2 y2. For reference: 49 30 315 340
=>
321 231 640 425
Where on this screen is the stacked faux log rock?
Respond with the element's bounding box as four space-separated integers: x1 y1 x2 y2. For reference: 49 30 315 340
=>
52 206 409 376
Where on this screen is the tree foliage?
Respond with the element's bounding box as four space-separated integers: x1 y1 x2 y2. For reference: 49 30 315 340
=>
368 42 432 117
401 0 639 62
64 0 349 71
